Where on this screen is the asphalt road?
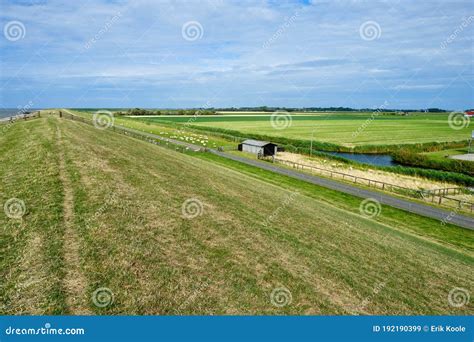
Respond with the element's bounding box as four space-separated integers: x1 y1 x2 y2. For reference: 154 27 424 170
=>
118 123 474 230
61 111 474 230
210 151 474 230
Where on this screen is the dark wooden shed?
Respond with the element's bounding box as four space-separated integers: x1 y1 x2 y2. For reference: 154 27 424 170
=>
240 139 278 156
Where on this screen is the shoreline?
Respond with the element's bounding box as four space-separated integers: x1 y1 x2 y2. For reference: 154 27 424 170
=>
0 111 41 122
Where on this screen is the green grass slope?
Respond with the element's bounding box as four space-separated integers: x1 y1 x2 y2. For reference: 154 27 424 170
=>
1 116 472 315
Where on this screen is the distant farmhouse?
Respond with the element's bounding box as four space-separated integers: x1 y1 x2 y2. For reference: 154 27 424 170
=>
238 139 278 157
465 110 474 118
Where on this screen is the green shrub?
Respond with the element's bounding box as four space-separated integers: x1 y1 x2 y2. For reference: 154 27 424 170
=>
392 151 474 177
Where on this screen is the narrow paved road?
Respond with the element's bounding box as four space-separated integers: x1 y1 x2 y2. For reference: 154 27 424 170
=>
137 124 473 230
210 151 474 230
61 110 474 230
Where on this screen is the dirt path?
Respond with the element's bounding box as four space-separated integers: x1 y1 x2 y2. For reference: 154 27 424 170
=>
56 125 91 314
451 153 474 162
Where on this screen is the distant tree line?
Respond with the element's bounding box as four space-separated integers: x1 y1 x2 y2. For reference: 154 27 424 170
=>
215 106 448 113
112 107 451 116
114 108 216 116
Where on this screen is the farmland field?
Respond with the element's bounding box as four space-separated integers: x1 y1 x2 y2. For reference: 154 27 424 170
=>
1 113 473 315
133 113 472 147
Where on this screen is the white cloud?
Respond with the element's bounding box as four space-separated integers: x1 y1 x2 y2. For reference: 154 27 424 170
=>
391 84 445 90
0 0 472 109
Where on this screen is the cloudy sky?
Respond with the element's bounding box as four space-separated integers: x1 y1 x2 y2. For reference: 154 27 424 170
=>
0 0 473 109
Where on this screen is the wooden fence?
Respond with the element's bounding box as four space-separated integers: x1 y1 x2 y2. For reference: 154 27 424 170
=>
422 187 465 196
266 156 474 213
0 111 41 125
425 193 474 212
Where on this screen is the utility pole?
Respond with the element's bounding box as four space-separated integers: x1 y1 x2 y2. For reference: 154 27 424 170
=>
470 130 474 153
310 129 315 158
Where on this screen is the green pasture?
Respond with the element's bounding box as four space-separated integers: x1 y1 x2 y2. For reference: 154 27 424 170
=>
135 113 472 147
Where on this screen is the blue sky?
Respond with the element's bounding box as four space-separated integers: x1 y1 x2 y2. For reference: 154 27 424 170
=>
0 0 473 109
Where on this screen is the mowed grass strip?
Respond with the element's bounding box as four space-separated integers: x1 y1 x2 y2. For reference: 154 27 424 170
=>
1 116 473 315
0 118 67 314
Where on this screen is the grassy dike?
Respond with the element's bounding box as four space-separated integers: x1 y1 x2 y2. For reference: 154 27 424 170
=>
1 115 473 315
0 117 67 314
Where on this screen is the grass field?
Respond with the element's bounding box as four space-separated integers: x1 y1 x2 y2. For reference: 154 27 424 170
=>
134 113 472 147
1 114 473 315
422 147 471 161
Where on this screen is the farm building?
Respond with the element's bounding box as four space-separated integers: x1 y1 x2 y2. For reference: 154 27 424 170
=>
238 139 278 157
464 110 474 117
